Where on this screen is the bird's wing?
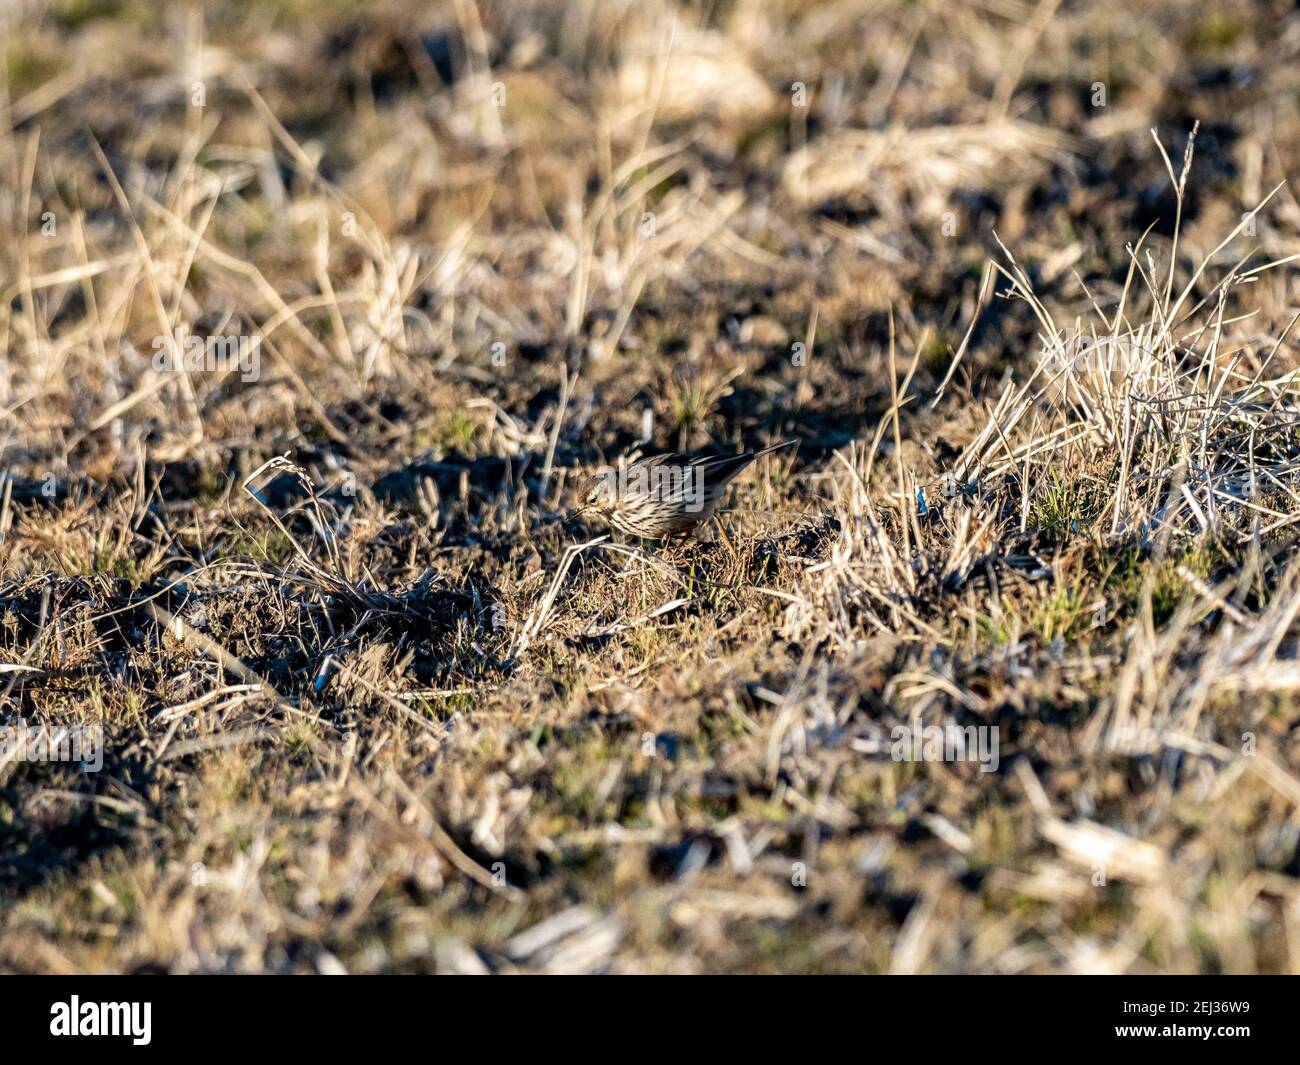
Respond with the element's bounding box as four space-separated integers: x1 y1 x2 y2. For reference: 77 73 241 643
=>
633 451 694 470
626 443 792 499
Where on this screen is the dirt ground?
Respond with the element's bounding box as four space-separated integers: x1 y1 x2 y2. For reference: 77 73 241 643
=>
3 0 1300 973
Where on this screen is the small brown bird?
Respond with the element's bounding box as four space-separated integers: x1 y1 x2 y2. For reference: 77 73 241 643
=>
578 440 796 539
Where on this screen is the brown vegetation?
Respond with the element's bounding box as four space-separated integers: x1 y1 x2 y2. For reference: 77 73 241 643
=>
2 0 1300 973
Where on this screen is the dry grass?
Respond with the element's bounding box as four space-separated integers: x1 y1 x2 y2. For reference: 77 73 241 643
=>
2 0 1300 973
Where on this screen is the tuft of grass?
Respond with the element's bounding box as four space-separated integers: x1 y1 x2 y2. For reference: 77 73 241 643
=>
1029 470 1102 540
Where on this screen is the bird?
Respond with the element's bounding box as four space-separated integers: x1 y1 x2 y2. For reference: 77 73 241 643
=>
576 440 796 539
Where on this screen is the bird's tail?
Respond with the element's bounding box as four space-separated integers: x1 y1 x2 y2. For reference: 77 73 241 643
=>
701 439 798 493
749 439 798 461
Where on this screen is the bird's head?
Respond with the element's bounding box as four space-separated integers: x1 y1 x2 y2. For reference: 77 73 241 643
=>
574 468 618 522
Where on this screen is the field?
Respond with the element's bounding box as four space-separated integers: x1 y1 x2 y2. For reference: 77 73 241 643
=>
3 0 1300 974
